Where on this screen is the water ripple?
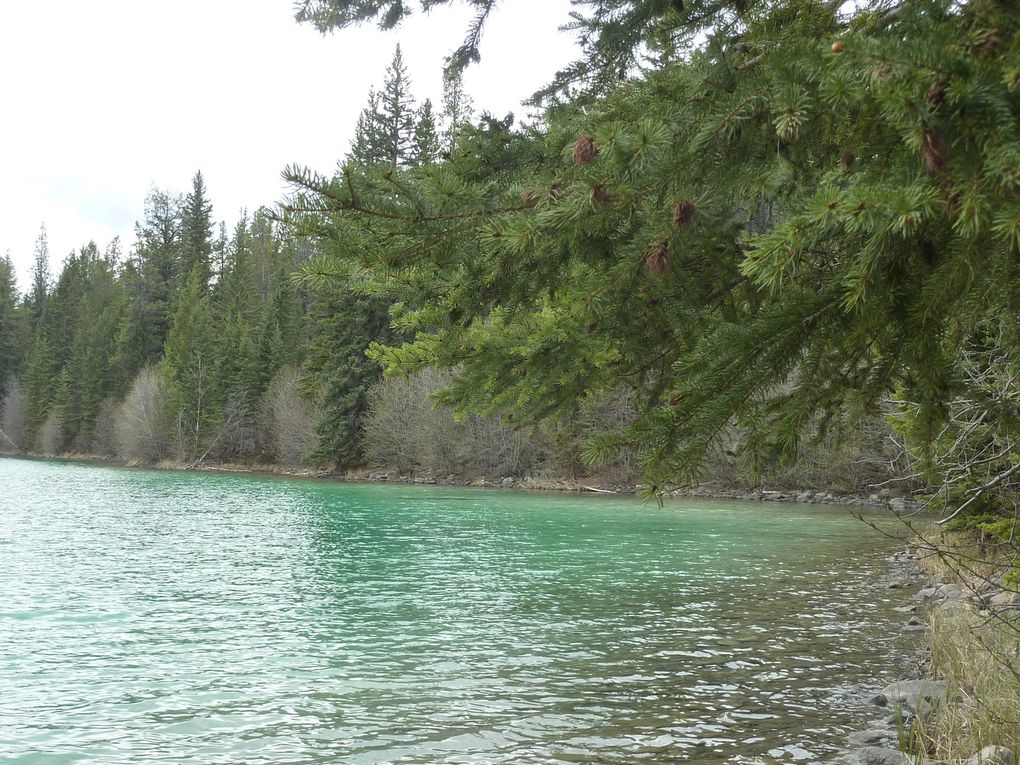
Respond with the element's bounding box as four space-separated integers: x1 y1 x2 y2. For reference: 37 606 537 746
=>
0 458 913 764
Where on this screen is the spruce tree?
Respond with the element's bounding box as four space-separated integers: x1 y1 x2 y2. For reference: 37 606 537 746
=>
377 44 417 167
179 171 214 291
134 188 183 361
413 99 440 166
440 69 473 151
350 88 388 166
163 267 216 459
0 253 25 394
28 224 50 328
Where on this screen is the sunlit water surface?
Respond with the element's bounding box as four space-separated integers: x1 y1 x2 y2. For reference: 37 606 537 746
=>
0 457 914 764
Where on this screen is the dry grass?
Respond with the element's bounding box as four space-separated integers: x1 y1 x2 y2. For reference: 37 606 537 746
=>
918 608 1020 763
908 527 1020 763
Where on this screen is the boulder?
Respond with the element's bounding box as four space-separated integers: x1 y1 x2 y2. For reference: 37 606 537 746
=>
989 590 1020 607
881 679 948 712
900 624 926 634
964 746 1014 765
866 693 888 707
831 746 910 765
916 587 937 601
847 730 897 748
936 583 966 600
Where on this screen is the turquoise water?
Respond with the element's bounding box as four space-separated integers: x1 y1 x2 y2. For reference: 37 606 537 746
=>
0 457 913 764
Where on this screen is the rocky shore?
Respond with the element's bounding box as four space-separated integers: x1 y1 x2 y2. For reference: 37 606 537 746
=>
352 468 909 509
3 451 919 511
827 546 1018 765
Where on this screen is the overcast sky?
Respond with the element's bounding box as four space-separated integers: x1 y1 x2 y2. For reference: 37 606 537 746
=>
0 0 580 287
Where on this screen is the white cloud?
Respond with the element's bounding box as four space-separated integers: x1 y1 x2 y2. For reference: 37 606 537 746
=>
0 0 579 288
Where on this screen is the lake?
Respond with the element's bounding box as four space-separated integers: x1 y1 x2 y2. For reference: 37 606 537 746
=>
0 457 914 764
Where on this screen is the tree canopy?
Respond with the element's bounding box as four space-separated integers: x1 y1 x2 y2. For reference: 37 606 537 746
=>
287 0 1020 494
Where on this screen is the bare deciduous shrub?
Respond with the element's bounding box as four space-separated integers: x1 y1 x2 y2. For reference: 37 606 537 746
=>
363 368 445 474
262 365 320 466
37 410 61 455
697 415 906 494
546 387 640 484
364 368 557 478
211 394 259 462
90 396 119 457
113 365 170 462
0 376 26 452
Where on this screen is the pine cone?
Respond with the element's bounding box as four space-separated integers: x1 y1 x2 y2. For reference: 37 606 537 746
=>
673 200 696 227
970 29 1001 55
927 79 946 108
592 184 613 205
572 135 598 165
922 126 948 175
520 189 537 207
645 242 670 276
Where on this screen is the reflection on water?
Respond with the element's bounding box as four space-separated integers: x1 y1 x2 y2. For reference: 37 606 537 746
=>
0 458 912 764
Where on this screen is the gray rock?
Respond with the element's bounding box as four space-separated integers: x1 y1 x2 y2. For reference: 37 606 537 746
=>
847 730 897 747
864 718 893 729
893 605 917 614
936 583 966 600
831 746 910 765
906 616 924 626
500 477 515 488
900 624 926 634
881 679 948 712
888 497 908 510
964 745 1014 765
866 693 888 707
989 590 1020 607
916 587 937 600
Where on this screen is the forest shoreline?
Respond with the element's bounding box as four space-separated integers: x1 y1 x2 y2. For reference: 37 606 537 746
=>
0 448 909 511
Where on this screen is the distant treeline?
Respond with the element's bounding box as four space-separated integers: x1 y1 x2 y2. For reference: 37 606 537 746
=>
0 46 459 470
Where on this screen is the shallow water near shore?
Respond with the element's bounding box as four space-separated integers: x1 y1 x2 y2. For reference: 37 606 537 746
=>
0 456 915 764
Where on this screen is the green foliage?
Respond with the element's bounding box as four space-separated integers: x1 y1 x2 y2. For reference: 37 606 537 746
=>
19 243 127 449
414 99 441 166
163 268 217 456
295 0 498 72
0 253 27 394
286 0 1020 491
180 171 214 290
9 173 316 462
351 45 420 167
28 224 50 328
302 289 397 465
